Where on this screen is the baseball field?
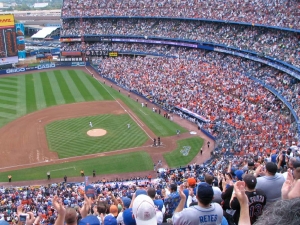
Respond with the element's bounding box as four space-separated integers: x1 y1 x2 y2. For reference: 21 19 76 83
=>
0 68 204 182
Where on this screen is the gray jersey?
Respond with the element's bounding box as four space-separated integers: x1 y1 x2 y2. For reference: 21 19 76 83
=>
256 173 285 204
172 203 223 225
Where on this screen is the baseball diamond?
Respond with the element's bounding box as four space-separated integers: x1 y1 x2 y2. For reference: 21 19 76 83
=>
0 68 208 184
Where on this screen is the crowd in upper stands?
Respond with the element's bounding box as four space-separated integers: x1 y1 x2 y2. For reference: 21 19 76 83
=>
61 0 299 29
250 67 300 120
60 19 300 68
94 48 298 154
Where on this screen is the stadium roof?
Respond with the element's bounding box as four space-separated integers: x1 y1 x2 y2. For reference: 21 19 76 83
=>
31 27 58 39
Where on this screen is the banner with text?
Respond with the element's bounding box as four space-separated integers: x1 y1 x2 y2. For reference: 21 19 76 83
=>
0 15 18 65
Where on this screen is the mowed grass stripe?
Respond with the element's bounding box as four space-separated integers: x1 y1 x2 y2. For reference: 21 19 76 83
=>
17 75 27 116
0 98 17 106
25 74 37 113
0 115 9 120
33 73 47 110
69 70 95 101
0 111 17 118
87 76 114 100
0 85 18 92
77 74 106 100
54 70 75 103
0 79 18 86
61 70 85 102
47 71 65 105
2 77 17 81
0 103 17 110
0 106 17 115
0 91 17 98
40 72 57 107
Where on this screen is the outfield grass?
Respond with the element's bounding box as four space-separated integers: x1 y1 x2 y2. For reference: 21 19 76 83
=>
0 70 113 127
97 82 187 137
164 137 204 168
0 151 153 182
46 114 149 158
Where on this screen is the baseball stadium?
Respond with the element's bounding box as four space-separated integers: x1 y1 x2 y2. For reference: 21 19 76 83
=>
0 1 299 224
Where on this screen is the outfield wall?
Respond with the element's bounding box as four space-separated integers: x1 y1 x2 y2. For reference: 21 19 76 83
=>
0 62 88 75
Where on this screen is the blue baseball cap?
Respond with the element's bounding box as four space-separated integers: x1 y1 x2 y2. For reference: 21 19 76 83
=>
122 197 131 209
104 215 117 225
79 215 100 225
197 182 213 199
123 208 136 225
234 170 244 181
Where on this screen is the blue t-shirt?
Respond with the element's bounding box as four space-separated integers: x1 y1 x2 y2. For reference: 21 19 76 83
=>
153 199 164 211
271 154 277 163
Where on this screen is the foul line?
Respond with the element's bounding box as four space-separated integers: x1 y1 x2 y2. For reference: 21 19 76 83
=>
50 166 76 172
139 109 148 115
122 104 144 126
85 66 153 141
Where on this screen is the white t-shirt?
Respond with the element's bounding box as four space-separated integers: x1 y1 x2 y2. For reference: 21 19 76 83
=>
116 212 124 225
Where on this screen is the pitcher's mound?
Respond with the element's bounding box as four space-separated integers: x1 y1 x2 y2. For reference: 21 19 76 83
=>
87 129 107 137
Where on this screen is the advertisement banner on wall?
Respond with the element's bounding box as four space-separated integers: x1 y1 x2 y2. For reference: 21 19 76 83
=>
15 23 25 51
0 15 14 28
61 51 82 56
60 38 81 42
0 62 90 75
71 62 86 66
0 15 18 66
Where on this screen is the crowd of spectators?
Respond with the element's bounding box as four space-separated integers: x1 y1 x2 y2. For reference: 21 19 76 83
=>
1 146 300 225
248 67 300 121
93 46 298 153
61 0 299 29
60 18 300 68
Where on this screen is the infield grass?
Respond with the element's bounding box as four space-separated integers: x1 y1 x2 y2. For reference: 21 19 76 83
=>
0 151 153 182
46 114 149 158
164 137 204 168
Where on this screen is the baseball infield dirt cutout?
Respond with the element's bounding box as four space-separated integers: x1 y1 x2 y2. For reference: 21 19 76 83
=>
87 129 107 137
